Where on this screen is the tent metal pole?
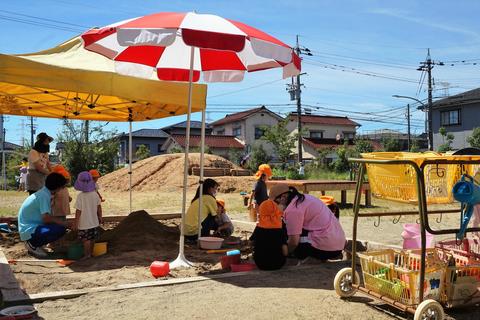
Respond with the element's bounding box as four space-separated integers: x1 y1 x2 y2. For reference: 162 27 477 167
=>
171 46 195 269
196 108 207 243
129 121 133 214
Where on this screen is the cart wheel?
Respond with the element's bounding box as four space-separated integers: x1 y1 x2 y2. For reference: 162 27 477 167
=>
414 299 445 320
334 267 360 298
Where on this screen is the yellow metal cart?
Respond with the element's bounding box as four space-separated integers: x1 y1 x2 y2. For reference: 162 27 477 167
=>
333 155 480 320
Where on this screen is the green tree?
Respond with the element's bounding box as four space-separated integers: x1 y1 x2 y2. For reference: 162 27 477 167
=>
315 147 332 169
467 127 480 148
135 144 150 160
332 142 353 173
261 119 297 164
353 137 374 156
381 136 402 151
438 127 454 152
228 147 243 164
410 139 420 152
247 144 271 172
58 120 119 180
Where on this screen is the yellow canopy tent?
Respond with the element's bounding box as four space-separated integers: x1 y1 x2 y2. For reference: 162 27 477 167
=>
0 37 207 211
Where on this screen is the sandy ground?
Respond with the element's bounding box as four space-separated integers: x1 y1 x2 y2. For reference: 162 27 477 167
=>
34 263 480 320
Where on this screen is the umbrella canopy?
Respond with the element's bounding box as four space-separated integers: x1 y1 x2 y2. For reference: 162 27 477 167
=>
0 37 207 121
81 12 301 82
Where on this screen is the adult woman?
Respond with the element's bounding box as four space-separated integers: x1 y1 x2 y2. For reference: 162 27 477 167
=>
26 132 53 195
247 164 272 221
269 184 346 260
184 178 220 241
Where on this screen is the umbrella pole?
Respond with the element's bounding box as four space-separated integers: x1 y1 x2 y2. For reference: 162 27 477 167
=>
129 121 133 214
196 108 207 244
171 46 196 269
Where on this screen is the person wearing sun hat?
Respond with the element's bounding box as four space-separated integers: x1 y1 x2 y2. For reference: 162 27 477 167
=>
89 169 105 202
271 185 346 261
249 199 288 270
26 132 54 194
247 164 273 221
214 199 234 237
74 171 103 259
51 165 72 222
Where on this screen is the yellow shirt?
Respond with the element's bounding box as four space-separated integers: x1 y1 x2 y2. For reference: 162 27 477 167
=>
184 195 218 236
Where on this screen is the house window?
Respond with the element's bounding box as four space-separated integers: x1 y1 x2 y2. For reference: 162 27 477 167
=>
216 129 225 135
310 131 323 139
440 109 461 126
232 127 242 137
157 144 163 152
254 127 265 139
343 132 355 140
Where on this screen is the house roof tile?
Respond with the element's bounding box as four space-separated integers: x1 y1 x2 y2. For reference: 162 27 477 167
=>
432 87 480 108
170 134 244 149
210 106 282 126
121 128 169 138
289 113 360 126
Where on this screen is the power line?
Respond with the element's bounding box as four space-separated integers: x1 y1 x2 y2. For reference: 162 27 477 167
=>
208 78 285 99
0 9 89 28
0 14 83 33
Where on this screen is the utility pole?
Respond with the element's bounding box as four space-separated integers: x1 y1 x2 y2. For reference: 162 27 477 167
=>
295 35 303 165
406 104 411 151
0 115 5 190
85 120 89 144
417 49 443 151
28 116 36 146
286 35 311 165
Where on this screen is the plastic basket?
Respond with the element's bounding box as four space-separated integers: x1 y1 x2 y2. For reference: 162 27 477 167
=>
361 152 480 204
435 238 480 261
358 248 446 306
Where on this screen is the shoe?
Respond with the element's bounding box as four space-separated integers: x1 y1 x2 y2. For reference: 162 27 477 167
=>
296 256 311 266
25 241 48 258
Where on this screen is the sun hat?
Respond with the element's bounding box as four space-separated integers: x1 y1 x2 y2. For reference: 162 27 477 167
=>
268 184 290 201
74 171 96 192
51 165 70 179
89 169 101 178
36 132 54 142
257 199 283 229
320 195 335 206
216 199 226 210
254 164 273 180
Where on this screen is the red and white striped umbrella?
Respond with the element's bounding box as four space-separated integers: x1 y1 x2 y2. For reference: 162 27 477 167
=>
81 12 301 82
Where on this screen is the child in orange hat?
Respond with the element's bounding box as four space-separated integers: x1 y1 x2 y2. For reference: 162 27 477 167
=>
247 164 273 222
249 199 288 270
214 199 234 237
89 169 105 202
51 165 72 222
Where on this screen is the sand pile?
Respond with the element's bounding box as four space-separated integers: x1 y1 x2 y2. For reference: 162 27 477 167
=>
98 210 179 255
100 153 256 193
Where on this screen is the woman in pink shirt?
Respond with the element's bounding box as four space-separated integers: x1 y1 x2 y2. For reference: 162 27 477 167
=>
269 184 346 260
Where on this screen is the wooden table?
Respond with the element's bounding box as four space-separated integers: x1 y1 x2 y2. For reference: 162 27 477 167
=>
266 180 371 207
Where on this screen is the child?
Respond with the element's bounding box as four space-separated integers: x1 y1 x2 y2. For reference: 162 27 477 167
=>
214 199 234 237
74 171 102 259
249 199 288 270
89 169 105 202
51 165 72 221
247 164 272 222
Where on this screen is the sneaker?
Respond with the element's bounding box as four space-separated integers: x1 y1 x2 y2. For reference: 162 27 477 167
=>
25 241 48 258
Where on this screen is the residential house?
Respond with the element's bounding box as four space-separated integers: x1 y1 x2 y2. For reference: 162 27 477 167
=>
118 129 170 164
162 134 244 160
431 88 480 150
161 120 212 136
209 106 283 155
358 129 428 151
286 113 360 161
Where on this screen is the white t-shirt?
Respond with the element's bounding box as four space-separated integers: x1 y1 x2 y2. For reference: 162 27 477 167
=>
75 191 101 230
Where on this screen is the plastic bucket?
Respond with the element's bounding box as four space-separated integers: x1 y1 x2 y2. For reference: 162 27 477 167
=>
401 223 434 249
67 243 84 260
92 242 107 257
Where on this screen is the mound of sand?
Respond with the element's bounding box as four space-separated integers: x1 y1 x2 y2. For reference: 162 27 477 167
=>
100 153 256 193
98 210 179 255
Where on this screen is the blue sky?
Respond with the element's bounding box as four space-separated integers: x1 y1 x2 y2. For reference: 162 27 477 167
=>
1 0 479 145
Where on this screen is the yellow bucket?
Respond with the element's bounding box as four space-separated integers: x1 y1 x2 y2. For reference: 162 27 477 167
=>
92 242 107 257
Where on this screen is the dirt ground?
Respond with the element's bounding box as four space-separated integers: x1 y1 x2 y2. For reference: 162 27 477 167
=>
2 210 480 319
